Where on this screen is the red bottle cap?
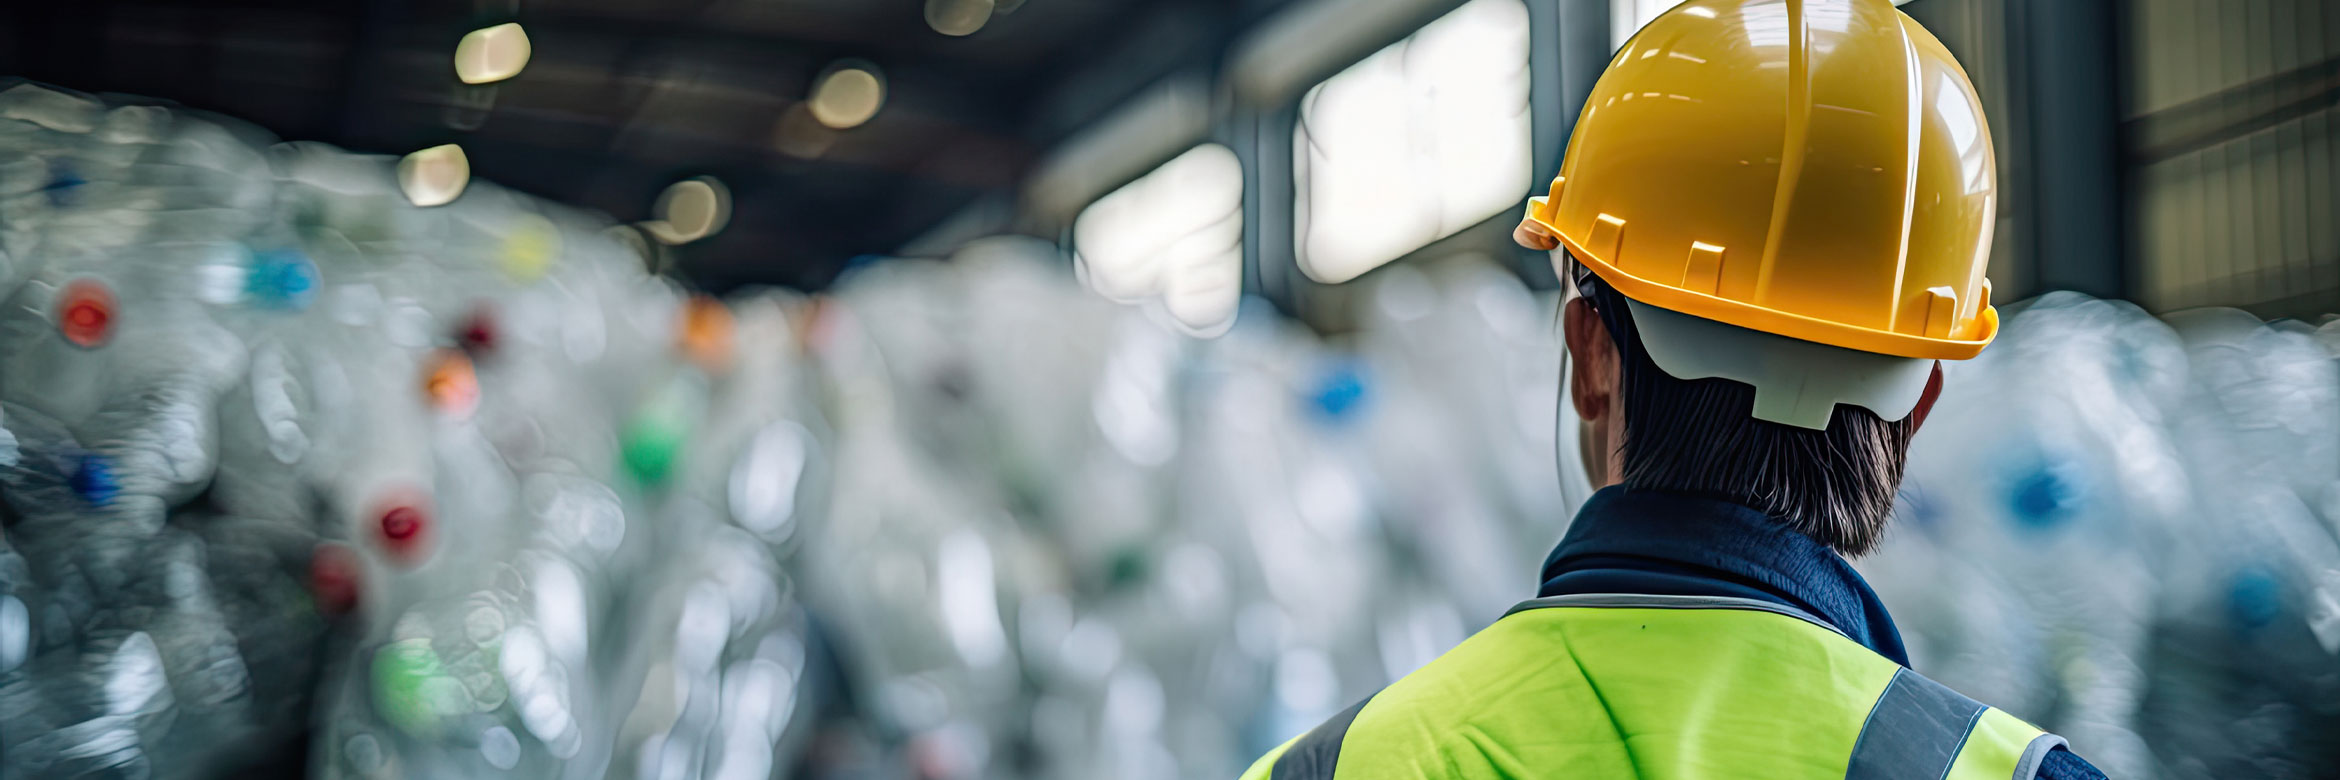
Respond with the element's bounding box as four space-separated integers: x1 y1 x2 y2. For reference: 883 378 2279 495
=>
309 542 363 616
57 278 115 348
372 492 436 566
458 307 498 355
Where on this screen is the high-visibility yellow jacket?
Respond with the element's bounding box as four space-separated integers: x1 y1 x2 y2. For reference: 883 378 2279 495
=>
1241 594 2065 780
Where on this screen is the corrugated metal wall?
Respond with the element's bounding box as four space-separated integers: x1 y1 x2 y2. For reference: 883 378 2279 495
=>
2128 0 2340 318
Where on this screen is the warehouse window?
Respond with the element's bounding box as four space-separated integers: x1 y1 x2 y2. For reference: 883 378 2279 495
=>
1072 143 1244 336
1292 0 1531 284
1612 0 1690 48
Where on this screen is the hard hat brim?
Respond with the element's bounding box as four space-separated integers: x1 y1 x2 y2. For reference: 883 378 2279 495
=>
1520 205 1998 361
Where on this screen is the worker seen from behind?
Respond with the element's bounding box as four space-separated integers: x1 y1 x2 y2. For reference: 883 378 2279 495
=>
1242 0 2110 777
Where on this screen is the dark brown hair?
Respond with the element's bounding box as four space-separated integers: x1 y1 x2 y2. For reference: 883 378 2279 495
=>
1584 279 1916 555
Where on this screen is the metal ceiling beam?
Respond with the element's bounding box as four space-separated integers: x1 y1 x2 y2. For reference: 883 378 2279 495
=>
1225 0 1471 108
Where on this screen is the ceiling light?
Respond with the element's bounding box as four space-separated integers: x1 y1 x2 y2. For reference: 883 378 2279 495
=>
643 177 731 245
925 0 996 36
454 23 531 85
398 144 470 207
808 64 886 130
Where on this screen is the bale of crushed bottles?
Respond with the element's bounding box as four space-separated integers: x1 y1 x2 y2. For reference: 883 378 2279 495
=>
1867 292 2340 780
0 82 830 780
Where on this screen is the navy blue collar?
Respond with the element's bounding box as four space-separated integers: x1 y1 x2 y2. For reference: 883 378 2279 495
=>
1538 486 1910 666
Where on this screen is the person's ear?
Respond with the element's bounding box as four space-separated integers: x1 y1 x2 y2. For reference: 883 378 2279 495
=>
1562 296 1617 422
1908 361 1944 432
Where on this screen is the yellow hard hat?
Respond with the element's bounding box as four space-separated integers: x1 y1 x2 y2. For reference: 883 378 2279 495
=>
1516 0 1998 361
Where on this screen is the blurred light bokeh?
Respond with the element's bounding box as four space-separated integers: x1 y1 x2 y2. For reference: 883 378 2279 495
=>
0 0 2335 778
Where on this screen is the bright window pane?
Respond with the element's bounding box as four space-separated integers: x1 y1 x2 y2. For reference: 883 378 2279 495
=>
1293 0 1531 284
1612 0 1686 50
1072 144 1244 335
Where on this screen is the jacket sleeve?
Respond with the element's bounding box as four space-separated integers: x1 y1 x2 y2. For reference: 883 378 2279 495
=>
2035 746 2111 779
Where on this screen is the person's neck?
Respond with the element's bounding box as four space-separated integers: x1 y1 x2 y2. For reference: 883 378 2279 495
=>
1539 486 1911 666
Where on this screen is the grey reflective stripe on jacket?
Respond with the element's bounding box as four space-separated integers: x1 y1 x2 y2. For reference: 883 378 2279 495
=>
1271 693 1374 780
1847 667 1987 780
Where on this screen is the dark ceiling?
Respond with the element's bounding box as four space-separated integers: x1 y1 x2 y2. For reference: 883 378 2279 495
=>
0 0 1290 291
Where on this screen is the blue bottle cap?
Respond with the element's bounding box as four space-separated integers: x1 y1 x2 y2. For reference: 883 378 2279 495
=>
43 159 83 208
1307 361 1370 425
69 453 118 506
247 250 320 311
2228 565 2283 634
2004 457 2084 533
